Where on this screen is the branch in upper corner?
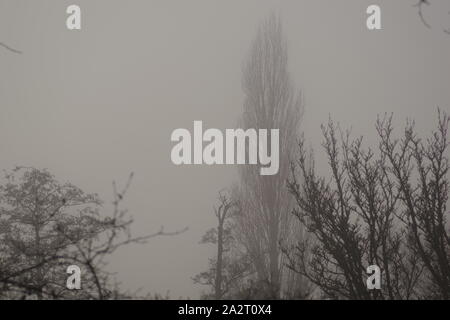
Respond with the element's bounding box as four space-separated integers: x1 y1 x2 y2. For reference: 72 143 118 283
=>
0 42 22 54
414 0 431 29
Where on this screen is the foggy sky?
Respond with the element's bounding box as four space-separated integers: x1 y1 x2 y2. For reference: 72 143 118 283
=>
1 0 450 298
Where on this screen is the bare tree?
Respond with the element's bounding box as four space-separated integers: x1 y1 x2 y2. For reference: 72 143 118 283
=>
232 14 305 299
377 110 450 298
287 111 449 299
193 191 252 299
0 167 185 299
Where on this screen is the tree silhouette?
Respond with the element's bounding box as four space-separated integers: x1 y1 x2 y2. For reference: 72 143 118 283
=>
287 111 449 299
0 167 185 299
232 14 306 299
193 191 253 299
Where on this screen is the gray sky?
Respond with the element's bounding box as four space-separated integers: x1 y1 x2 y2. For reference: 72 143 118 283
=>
1 0 450 298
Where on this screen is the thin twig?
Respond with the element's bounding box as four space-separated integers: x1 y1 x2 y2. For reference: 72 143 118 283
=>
0 42 22 54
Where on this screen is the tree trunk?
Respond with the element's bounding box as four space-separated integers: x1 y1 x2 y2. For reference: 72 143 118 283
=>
215 219 224 299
